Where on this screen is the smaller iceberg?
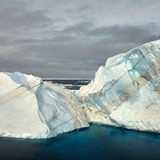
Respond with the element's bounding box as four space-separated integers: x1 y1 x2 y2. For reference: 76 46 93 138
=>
80 40 160 133
0 72 88 139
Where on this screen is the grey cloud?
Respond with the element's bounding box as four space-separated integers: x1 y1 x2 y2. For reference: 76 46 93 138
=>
1 21 160 78
0 0 160 78
54 18 66 23
0 36 10 46
62 22 92 34
43 22 160 45
0 3 53 32
51 22 94 43
0 10 52 31
88 23 160 44
78 5 89 12
0 52 96 78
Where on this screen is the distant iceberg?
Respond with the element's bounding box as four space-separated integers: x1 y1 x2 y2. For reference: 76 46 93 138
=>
80 40 160 133
1 40 160 139
0 72 88 139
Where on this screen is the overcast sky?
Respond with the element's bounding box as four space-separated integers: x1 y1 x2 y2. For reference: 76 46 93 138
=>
0 0 160 78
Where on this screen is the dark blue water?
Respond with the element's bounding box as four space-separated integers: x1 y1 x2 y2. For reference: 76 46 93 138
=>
1 80 160 160
1 125 160 160
43 79 91 90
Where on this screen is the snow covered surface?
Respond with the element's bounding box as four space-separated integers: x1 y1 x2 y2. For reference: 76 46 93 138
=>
80 40 160 133
0 72 88 139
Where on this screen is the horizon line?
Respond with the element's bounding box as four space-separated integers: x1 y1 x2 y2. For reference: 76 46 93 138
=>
42 78 92 80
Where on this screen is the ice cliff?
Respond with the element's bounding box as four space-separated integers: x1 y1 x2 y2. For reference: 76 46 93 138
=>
80 40 160 133
0 72 88 138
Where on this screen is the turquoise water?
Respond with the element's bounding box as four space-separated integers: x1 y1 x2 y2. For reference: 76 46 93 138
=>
0 125 160 160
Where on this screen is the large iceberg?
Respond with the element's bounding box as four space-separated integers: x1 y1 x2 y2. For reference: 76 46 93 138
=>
1 40 160 139
0 72 88 138
80 40 160 133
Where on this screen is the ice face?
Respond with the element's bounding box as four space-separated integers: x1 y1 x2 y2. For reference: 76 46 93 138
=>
36 82 89 138
80 40 160 132
0 72 88 139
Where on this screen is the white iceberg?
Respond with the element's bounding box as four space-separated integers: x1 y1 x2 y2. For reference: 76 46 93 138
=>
0 72 89 139
80 40 160 133
1 40 160 139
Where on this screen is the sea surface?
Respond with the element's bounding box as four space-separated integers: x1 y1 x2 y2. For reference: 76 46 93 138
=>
1 80 160 160
43 79 91 90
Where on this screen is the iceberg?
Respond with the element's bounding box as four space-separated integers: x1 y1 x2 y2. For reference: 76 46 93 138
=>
80 40 160 133
0 72 89 139
1 40 160 139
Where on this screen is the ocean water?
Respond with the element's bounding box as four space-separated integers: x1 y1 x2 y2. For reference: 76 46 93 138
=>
43 79 91 90
1 125 160 160
1 80 160 160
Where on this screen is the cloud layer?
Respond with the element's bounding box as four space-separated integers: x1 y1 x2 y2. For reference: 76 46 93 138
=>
0 0 160 78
